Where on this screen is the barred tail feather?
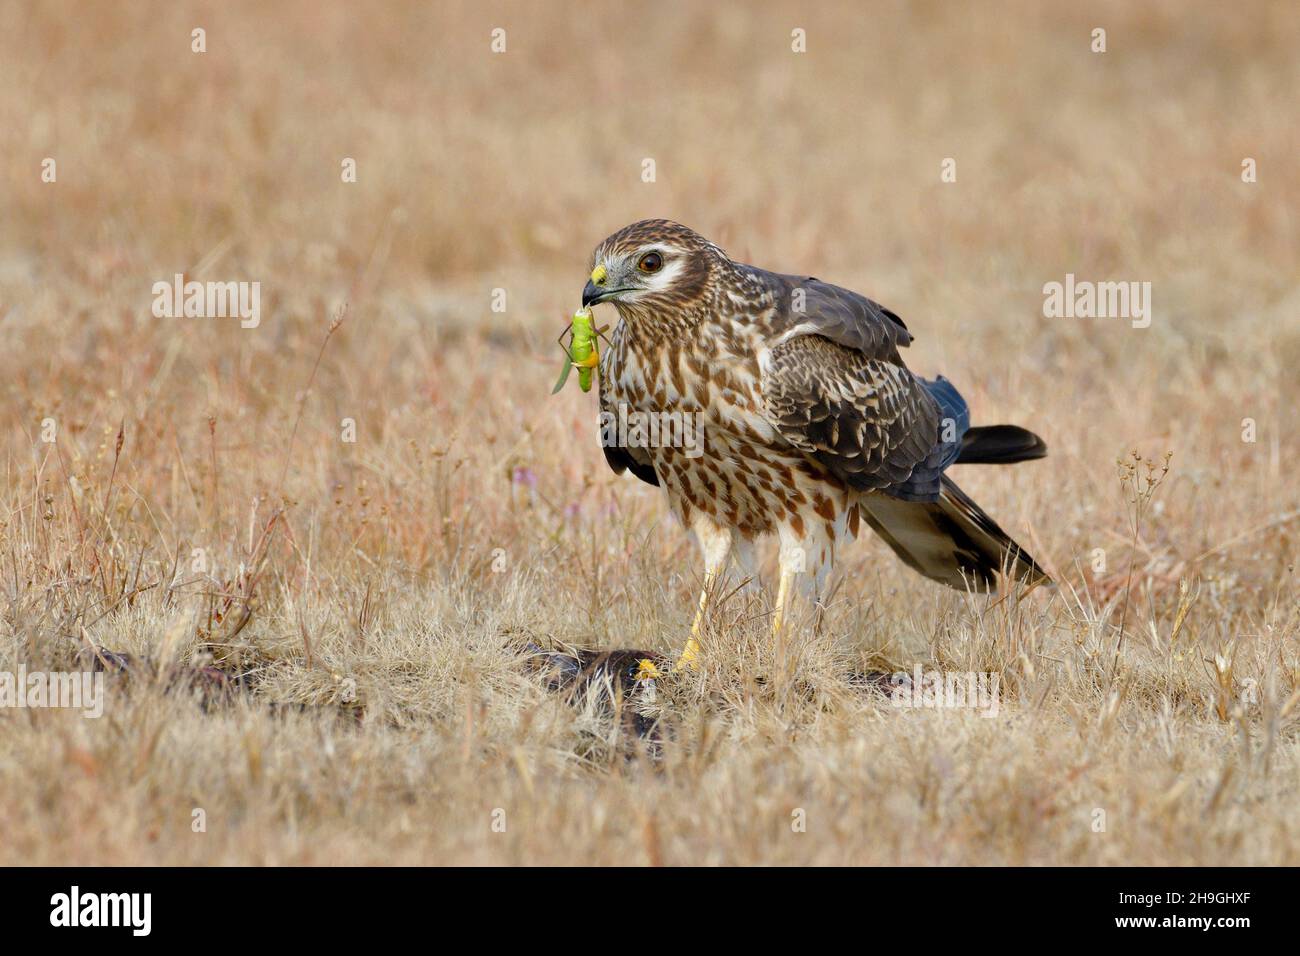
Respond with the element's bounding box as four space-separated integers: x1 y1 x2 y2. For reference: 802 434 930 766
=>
859 476 1048 590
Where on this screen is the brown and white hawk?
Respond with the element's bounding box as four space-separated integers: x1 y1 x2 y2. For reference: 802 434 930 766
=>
581 219 1048 668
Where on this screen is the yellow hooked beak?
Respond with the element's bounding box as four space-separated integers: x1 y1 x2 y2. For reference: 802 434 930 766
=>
582 264 610 307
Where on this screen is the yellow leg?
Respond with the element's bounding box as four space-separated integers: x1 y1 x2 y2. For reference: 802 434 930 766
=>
674 517 732 671
771 541 809 683
771 562 795 638
674 571 716 670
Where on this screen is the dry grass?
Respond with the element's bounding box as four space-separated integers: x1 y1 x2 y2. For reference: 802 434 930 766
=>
0 0 1297 865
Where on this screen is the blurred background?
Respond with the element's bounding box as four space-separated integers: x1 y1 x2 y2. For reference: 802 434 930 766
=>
0 0 1298 866
1 0 1296 606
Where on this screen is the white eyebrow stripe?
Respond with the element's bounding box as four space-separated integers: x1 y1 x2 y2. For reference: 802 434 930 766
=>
633 242 683 258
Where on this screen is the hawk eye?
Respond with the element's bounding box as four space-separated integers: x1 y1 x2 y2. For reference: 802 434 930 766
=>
637 252 663 274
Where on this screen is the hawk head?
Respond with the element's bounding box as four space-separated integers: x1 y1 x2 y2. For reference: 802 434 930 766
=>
582 220 724 315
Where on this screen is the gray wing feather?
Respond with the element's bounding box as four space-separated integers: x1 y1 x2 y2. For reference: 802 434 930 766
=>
753 270 965 501
764 272 914 358
761 334 941 494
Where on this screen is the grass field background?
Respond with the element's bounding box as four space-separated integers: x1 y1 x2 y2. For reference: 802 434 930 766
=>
0 0 1297 864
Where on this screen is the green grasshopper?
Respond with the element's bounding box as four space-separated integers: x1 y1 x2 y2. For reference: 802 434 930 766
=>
551 308 610 394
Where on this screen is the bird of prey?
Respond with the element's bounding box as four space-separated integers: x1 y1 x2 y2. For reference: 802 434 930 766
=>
581 219 1048 669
